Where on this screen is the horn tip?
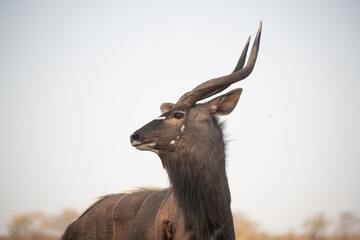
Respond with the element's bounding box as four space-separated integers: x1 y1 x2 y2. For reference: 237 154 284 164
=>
258 20 263 32
246 36 251 44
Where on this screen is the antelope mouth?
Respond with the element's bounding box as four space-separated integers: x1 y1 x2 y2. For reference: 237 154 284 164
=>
131 140 156 151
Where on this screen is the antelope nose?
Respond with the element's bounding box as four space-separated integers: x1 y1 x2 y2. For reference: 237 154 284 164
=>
130 132 140 143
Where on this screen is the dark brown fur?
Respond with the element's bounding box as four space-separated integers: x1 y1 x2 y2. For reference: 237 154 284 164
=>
63 113 234 240
63 22 262 240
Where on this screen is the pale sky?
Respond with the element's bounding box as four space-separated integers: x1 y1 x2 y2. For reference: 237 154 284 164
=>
0 0 359 236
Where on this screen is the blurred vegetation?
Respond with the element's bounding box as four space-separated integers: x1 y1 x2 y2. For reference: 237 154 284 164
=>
1 210 359 240
232 211 360 240
3 209 78 240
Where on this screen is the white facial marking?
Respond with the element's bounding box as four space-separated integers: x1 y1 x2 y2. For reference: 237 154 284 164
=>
155 116 166 120
133 142 156 150
181 125 185 132
131 140 142 146
150 149 159 155
170 140 176 145
176 136 180 139
211 105 217 113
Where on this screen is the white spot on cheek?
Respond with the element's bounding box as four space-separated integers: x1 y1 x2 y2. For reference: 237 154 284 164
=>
210 106 217 113
155 116 166 120
181 125 185 132
176 136 180 139
170 140 176 145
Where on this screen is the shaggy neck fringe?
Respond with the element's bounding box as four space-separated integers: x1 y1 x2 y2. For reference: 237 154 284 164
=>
161 119 232 239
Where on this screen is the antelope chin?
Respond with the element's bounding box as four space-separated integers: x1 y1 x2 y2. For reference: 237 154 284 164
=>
131 141 157 151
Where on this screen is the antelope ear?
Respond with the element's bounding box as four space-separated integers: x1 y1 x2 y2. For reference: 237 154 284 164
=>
208 88 242 116
160 102 175 114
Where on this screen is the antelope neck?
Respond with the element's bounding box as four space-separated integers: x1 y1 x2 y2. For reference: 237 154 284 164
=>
160 137 231 238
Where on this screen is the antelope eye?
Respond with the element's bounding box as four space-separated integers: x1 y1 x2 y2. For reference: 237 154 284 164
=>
173 112 184 119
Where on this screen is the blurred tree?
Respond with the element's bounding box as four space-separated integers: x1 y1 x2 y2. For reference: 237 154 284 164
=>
7 212 46 240
303 212 330 240
233 212 260 240
335 212 360 240
43 209 78 236
7 209 78 240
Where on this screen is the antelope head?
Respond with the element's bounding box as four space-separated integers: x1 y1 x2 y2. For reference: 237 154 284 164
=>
130 22 262 157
